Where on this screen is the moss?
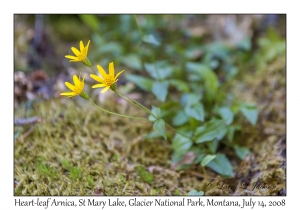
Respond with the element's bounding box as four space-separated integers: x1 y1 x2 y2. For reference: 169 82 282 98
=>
15 98 179 195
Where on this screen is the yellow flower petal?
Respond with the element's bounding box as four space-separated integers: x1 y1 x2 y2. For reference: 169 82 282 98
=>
80 41 84 53
65 82 75 91
97 65 108 77
61 73 87 99
65 55 79 60
109 62 114 77
90 74 104 82
60 92 76 96
101 86 110 93
81 74 86 88
71 47 81 56
66 40 90 63
91 63 126 94
85 40 90 56
92 84 107 88
73 75 80 86
115 70 125 80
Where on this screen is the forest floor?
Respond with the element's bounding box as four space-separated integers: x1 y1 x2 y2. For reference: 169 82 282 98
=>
14 15 286 196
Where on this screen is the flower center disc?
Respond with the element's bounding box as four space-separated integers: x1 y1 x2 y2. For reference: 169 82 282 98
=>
74 86 82 94
104 76 114 86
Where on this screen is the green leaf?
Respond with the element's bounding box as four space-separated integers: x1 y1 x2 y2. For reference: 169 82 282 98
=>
185 63 218 102
218 107 234 125
125 74 154 91
234 145 250 160
240 103 258 125
194 154 206 164
187 190 204 196
152 81 169 102
98 42 123 56
201 155 216 167
144 62 173 80
169 79 190 92
226 126 235 142
181 93 202 107
78 15 99 32
145 130 161 139
267 27 282 43
207 139 218 153
92 34 104 46
206 154 234 177
159 107 173 118
172 110 189 126
209 59 219 69
142 34 161 46
184 103 205 122
149 106 161 122
231 102 241 114
120 54 142 71
237 37 251 51
205 42 231 61
153 119 167 140
224 65 238 81
194 120 227 143
172 134 193 156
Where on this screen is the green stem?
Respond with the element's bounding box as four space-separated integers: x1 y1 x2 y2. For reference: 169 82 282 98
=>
90 66 97 75
115 89 199 142
115 90 154 116
133 15 144 36
88 99 146 121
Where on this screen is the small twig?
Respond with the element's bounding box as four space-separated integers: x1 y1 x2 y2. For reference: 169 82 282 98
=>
122 181 129 193
189 170 217 180
18 126 35 142
14 116 41 126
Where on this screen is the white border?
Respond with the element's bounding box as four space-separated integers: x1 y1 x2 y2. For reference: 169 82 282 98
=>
2 0 299 209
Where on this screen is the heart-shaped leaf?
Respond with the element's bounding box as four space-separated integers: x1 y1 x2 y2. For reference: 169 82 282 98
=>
201 154 216 167
152 81 169 102
195 120 227 143
149 106 161 122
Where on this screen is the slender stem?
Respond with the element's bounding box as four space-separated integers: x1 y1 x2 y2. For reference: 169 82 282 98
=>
115 90 154 117
90 66 97 75
133 15 144 36
202 166 208 181
115 89 199 142
88 99 146 121
116 90 152 114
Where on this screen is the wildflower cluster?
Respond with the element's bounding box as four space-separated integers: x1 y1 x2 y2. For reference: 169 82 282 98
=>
61 40 167 139
61 40 125 98
61 40 151 122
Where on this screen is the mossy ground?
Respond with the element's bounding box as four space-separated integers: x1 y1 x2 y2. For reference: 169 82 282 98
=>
14 52 286 195
14 96 196 195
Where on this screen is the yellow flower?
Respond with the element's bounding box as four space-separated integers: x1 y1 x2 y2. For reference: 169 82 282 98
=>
60 74 89 99
65 40 91 66
90 62 125 93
